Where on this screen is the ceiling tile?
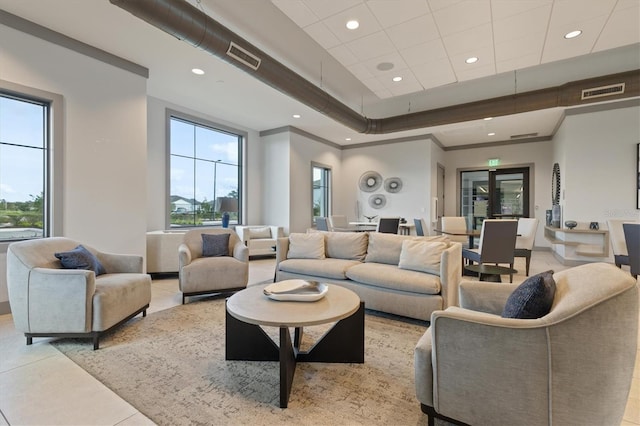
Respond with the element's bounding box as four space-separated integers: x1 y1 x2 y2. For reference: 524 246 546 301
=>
302 0 362 20
366 0 431 28
347 63 376 80
362 51 409 78
432 0 491 37
328 44 360 67
304 21 342 49
386 14 440 50
593 4 640 51
455 61 497 82
490 0 552 21
495 31 545 63
492 4 551 42
542 15 609 63
428 0 464 13
345 31 396 62
400 38 449 67
322 3 381 43
441 23 493 57
551 0 617 24
271 0 319 27
412 59 457 90
496 52 542 74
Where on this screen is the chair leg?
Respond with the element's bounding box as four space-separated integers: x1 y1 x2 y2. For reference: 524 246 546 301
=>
525 253 531 276
182 293 186 304
92 333 100 350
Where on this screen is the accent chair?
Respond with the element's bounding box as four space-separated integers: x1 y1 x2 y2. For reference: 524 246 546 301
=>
178 228 248 304
514 217 539 276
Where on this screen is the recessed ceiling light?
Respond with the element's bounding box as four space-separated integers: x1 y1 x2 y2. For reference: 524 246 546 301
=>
191 68 205 75
346 20 359 30
465 57 478 64
392 76 403 82
488 132 496 136
345 137 352 141
564 30 582 39
292 114 301 118
484 117 493 121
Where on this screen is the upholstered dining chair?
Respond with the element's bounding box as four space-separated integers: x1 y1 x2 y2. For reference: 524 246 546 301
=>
414 218 428 236
514 217 539 276
377 217 400 234
440 216 469 247
316 217 330 231
623 223 640 278
415 263 638 426
178 228 248 304
462 219 518 282
328 214 352 231
608 219 631 269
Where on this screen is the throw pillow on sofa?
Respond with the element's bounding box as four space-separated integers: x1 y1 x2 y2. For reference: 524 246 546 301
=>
324 231 368 261
398 240 448 275
365 232 414 265
55 244 107 276
248 227 272 239
288 233 325 259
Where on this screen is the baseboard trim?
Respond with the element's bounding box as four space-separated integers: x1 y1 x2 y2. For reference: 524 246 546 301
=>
0 300 11 315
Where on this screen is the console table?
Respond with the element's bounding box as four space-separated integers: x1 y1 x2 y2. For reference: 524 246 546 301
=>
544 226 609 263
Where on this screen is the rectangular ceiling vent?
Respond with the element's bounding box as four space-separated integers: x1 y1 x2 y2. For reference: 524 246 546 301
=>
226 42 261 71
581 83 625 100
510 132 538 139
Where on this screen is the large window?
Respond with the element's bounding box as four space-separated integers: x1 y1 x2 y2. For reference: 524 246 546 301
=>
312 163 331 223
0 93 49 242
169 114 242 228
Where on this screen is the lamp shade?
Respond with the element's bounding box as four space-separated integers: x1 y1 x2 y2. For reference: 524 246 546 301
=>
215 197 238 213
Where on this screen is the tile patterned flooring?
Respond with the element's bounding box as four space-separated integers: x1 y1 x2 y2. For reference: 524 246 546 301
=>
0 253 638 425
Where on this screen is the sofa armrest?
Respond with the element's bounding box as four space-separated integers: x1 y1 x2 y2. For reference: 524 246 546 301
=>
178 243 192 269
232 241 249 262
439 242 462 308
275 237 289 266
235 226 249 244
270 226 284 239
97 252 143 273
458 281 518 314
27 267 96 333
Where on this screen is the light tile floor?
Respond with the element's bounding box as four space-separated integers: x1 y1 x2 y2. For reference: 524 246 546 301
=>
0 254 638 425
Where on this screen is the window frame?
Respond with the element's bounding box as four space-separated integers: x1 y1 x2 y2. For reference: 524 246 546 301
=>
311 162 332 224
165 109 244 229
0 80 64 252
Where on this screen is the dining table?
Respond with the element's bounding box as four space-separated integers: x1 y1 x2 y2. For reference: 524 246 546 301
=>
433 228 481 248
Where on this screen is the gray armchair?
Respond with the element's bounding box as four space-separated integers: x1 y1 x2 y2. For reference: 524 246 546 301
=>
415 263 638 426
7 237 151 350
178 228 248 304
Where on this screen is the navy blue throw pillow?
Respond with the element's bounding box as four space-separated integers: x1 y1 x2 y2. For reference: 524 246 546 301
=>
202 233 230 257
55 245 107 276
502 270 556 319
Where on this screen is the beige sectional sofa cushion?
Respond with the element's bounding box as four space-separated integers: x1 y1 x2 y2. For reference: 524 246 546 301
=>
278 258 362 280
398 240 448 275
325 231 368 260
248 227 272 239
288 233 325 259
365 232 414 264
345 262 441 295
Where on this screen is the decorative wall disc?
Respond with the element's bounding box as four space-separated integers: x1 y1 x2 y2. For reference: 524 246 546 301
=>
368 194 387 209
384 177 402 193
359 171 382 192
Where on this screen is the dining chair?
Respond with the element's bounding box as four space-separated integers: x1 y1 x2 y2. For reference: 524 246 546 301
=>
623 223 640 278
377 217 400 234
441 216 469 247
514 218 539 276
462 219 518 282
316 217 330 231
414 218 428 236
329 214 353 231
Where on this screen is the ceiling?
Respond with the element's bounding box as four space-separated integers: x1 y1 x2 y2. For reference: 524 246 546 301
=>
0 0 638 148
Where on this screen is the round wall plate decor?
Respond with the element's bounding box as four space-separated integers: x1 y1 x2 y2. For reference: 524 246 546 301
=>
359 171 383 192
384 177 402 193
368 194 387 209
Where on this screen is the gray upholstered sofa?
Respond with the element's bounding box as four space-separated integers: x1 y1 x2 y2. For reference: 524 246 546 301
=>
275 231 462 321
414 263 638 425
6 237 151 349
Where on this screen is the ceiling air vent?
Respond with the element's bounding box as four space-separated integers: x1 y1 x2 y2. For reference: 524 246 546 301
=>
226 42 261 71
581 83 625 100
510 132 538 139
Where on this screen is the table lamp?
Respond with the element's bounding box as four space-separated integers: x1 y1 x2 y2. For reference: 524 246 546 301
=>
215 197 238 228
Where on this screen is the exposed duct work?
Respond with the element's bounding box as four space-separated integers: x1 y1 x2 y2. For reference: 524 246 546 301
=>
109 0 639 135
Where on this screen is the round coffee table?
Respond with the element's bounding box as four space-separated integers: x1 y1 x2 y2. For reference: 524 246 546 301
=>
225 283 364 408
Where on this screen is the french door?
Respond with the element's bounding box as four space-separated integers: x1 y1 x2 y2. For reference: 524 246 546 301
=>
461 167 530 229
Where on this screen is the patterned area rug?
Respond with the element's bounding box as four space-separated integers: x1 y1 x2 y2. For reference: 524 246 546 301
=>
52 297 433 425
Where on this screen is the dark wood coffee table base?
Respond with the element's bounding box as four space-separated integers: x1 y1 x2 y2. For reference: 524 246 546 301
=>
225 301 365 408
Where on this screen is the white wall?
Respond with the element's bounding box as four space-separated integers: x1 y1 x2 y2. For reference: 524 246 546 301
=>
1 24 148 310
146 96 262 231
444 140 554 248
341 139 433 226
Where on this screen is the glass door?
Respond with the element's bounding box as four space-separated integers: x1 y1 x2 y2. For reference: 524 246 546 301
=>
461 167 530 229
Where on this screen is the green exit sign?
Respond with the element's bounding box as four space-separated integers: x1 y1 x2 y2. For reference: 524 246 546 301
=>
488 158 500 167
